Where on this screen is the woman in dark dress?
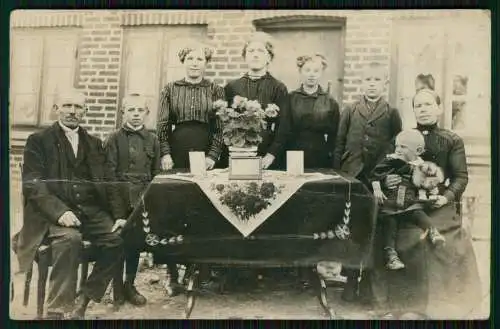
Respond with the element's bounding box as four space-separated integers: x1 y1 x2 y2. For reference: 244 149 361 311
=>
157 43 225 171
156 42 225 295
288 54 340 168
219 32 291 170
370 88 482 318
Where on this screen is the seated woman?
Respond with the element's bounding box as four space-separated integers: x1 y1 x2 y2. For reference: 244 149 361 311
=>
288 54 340 169
370 88 482 318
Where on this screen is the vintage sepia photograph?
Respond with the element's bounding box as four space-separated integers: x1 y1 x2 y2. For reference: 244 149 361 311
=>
8 9 491 320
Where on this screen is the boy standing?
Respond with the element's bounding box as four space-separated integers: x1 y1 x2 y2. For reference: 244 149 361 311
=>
333 62 402 302
104 94 161 306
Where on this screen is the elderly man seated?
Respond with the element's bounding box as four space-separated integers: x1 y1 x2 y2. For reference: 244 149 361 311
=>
13 89 126 319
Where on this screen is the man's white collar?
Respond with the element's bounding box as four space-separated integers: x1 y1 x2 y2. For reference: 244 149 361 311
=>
58 120 79 133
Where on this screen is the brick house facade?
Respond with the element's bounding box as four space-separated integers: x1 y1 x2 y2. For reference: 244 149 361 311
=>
9 9 491 237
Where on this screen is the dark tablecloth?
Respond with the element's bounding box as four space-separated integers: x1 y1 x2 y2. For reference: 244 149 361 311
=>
124 169 377 268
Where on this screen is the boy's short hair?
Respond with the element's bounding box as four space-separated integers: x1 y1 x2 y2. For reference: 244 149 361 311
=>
122 93 149 111
396 129 425 150
363 62 388 78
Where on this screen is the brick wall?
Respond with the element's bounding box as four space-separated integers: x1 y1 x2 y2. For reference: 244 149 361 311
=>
78 11 123 141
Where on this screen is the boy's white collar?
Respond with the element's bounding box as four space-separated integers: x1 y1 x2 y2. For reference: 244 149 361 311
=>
125 122 144 131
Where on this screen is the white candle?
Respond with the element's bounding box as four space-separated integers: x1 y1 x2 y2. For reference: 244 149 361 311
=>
189 152 206 176
287 151 304 176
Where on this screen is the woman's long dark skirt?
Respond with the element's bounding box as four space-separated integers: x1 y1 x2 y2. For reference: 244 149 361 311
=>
170 121 210 169
289 130 331 169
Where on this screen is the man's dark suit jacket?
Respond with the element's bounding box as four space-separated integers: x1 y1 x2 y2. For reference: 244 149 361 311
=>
13 122 109 272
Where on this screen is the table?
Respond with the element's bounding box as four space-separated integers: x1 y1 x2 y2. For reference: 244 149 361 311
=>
123 169 377 318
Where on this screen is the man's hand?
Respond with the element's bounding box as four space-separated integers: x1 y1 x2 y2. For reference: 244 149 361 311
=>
205 157 216 170
385 174 402 190
262 153 275 169
57 211 81 227
111 219 127 233
429 195 448 209
161 154 174 171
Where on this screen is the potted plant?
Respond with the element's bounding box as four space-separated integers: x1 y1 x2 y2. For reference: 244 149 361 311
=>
213 96 279 157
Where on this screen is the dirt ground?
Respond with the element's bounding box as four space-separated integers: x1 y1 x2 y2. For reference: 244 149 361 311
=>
10 264 377 320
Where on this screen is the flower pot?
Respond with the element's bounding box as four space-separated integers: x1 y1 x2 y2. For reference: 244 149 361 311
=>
229 146 258 157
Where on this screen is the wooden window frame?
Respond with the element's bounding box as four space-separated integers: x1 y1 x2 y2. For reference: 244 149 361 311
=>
118 24 208 131
10 27 81 128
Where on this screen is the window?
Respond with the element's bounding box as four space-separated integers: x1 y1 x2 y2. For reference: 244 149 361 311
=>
10 28 80 126
443 21 490 137
120 25 207 129
392 17 490 139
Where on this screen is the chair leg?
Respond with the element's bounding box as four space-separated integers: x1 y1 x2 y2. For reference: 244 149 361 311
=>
23 264 33 307
37 259 50 318
79 261 89 291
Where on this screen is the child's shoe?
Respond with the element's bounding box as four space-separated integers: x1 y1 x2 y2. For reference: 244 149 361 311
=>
385 247 405 270
428 227 446 247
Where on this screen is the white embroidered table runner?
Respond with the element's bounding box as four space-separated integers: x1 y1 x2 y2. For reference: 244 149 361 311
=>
156 170 340 237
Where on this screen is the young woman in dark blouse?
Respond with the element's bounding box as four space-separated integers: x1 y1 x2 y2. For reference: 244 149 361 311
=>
157 43 225 171
220 32 291 169
288 54 340 168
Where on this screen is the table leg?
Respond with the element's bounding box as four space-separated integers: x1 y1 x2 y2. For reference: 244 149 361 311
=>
314 268 336 319
184 265 199 319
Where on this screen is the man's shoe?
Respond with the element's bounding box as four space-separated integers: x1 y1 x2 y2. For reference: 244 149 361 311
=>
71 293 90 319
113 281 126 309
124 282 147 306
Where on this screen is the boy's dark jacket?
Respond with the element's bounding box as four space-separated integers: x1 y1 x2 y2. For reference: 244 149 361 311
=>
104 126 161 219
333 97 402 177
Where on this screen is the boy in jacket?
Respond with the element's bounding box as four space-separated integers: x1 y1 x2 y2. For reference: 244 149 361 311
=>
105 94 165 306
333 62 402 303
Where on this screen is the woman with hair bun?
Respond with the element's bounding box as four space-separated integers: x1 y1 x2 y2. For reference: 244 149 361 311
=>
157 41 225 171
288 54 340 168
219 32 291 169
156 41 225 296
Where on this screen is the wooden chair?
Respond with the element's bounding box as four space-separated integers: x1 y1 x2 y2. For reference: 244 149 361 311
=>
22 241 94 318
17 162 94 318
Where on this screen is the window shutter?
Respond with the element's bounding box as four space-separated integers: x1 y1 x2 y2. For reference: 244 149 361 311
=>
121 29 163 129
10 33 43 125
40 30 79 126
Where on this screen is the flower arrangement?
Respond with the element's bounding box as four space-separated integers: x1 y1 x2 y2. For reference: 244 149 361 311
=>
211 181 283 221
213 96 280 148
